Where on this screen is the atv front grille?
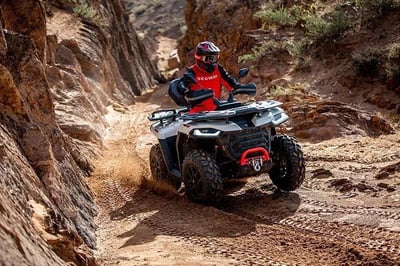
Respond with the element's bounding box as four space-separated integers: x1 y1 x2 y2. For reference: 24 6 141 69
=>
220 128 269 160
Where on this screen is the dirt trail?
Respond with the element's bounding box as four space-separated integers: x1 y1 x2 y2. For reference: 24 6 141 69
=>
86 32 400 264
87 79 400 265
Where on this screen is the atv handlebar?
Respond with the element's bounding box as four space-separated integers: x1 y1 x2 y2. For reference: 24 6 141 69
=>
233 83 256 96
169 67 256 110
226 82 257 103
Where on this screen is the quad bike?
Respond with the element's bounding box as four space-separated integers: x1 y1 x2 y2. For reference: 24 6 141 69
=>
148 68 305 205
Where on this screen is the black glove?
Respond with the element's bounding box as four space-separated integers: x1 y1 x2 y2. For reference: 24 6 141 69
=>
185 89 214 106
168 78 190 106
233 83 256 96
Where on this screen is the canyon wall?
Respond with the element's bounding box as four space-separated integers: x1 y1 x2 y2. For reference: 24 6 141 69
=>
0 0 160 265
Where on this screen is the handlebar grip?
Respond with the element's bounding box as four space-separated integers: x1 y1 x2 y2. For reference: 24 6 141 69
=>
233 83 256 96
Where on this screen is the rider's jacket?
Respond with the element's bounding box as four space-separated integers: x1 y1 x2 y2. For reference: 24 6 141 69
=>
184 63 238 113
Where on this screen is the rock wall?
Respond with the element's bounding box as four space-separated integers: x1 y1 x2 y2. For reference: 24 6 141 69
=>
178 0 394 140
0 0 160 265
178 0 261 73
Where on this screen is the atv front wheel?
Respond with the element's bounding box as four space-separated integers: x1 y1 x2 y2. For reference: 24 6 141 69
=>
269 134 305 191
182 150 223 205
149 144 181 190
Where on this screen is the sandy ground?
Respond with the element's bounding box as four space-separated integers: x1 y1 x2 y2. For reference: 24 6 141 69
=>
88 90 400 265
41 2 400 265
87 39 400 265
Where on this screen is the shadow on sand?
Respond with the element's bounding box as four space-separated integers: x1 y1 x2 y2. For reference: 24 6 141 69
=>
109 181 301 249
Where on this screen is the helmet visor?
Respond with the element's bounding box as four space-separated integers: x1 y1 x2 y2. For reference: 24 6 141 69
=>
196 54 219 64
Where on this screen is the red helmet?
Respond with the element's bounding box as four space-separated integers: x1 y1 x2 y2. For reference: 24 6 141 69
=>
194 41 220 65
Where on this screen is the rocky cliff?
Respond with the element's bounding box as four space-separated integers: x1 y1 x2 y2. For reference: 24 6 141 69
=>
0 0 160 265
178 0 396 141
178 0 261 74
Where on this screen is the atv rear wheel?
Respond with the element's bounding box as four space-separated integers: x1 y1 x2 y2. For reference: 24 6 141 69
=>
269 134 305 191
149 144 181 190
182 150 223 205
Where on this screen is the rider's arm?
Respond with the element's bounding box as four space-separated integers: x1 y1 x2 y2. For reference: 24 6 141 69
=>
218 64 240 91
182 68 196 88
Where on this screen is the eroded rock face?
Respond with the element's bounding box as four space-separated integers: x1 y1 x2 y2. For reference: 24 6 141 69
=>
179 0 395 141
0 0 161 265
178 0 261 74
276 93 394 141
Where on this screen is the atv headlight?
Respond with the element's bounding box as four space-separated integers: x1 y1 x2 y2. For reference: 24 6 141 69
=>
192 128 221 138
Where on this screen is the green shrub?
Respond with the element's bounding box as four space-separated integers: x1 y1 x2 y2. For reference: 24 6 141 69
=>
255 4 313 29
255 6 296 27
386 43 400 79
249 2 350 67
294 58 312 72
267 84 306 99
238 40 281 63
285 39 312 72
71 0 98 21
351 49 381 77
355 0 400 16
256 4 348 41
285 39 309 59
305 11 348 41
388 43 400 66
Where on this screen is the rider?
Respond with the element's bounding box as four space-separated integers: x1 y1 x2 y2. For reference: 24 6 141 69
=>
180 41 243 113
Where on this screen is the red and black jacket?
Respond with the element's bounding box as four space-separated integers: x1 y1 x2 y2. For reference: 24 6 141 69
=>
183 63 239 113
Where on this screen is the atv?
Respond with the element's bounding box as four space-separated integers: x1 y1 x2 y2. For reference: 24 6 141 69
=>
148 68 305 205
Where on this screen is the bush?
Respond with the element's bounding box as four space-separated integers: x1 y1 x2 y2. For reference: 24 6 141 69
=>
388 43 400 66
355 0 400 16
255 6 296 27
285 39 309 59
255 4 312 29
255 4 348 42
71 0 98 21
386 43 400 82
305 11 348 41
267 84 307 99
249 2 350 68
238 40 282 63
351 49 381 77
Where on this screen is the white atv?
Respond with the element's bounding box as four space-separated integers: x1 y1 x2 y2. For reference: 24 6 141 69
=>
148 69 305 205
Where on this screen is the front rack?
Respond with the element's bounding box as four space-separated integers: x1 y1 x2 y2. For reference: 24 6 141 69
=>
148 107 188 124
